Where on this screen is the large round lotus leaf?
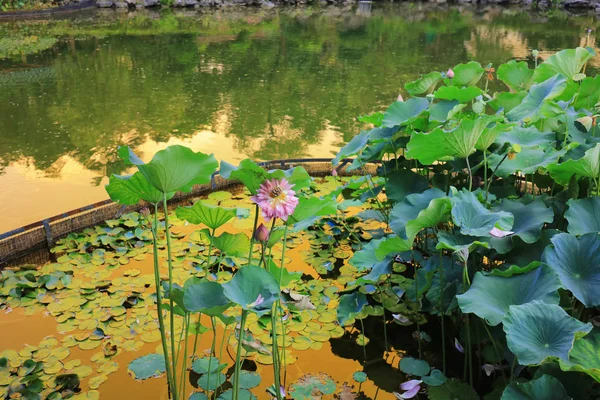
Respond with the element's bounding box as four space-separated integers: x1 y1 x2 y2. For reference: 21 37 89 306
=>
502 301 592 365
127 353 165 380
399 357 430 377
456 266 561 326
451 189 514 237
337 292 368 326
197 372 226 391
542 232 600 307
559 327 600 382
183 280 231 316
106 172 172 205
290 373 337 400
217 389 257 400
119 145 217 193
564 197 600 236
501 374 569 400
175 201 237 231
222 266 280 315
422 369 447 387
549 144 600 187
491 198 554 245
210 232 250 258
427 378 478 400
231 370 261 389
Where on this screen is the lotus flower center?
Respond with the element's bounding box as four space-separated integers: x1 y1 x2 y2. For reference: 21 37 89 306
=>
544 343 550 348
575 274 581 279
269 187 283 199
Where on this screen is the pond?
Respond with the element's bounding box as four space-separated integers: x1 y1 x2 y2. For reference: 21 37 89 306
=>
0 4 598 233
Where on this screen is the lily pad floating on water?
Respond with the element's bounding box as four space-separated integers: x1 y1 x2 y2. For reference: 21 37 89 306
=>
191 357 226 375
399 357 430 377
502 301 592 365
289 373 337 400
352 371 367 383
427 378 478 400
231 370 261 389
127 353 166 380
216 389 257 400
197 372 226 391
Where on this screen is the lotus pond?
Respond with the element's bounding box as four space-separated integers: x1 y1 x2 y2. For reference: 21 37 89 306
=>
2 19 600 400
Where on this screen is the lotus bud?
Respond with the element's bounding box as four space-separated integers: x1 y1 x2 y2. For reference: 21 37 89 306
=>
332 168 338 177
446 68 455 79
397 93 404 102
254 223 270 243
575 116 593 133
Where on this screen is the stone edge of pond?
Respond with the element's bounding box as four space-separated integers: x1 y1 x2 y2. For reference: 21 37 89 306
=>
0 159 377 269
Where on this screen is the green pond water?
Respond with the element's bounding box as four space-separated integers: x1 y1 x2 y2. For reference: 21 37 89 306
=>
0 4 598 232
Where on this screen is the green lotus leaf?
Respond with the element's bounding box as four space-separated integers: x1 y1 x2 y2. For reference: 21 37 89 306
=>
399 357 430 376
288 196 337 228
559 328 600 383
331 129 371 165
457 266 561 326
405 197 453 243
422 369 447 387
434 86 483 103
191 357 226 375
497 60 534 92
565 197 600 236
231 370 261 389
405 71 442 95
427 378 478 400
390 188 447 239
373 235 412 260
491 198 554 244
573 75 600 110
118 145 218 193
533 47 594 83
429 100 460 122
350 237 384 270
183 280 231 316
337 292 368 326
266 258 302 287
488 147 566 177
106 172 174 205
208 232 250 258
475 122 513 152
382 97 430 128
176 201 238 231
219 159 311 195
222 265 280 315
352 371 367 383
448 61 485 87
127 353 166 380
487 261 541 277
357 112 384 127
451 189 514 237
506 75 567 122
548 144 600 186
502 301 592 365
406 115 501 164
541 232 600 307
494 126 555 150
436 231 489 253
501 374 569 400
489 91 527 113
198 372 226 391
385 169 429 203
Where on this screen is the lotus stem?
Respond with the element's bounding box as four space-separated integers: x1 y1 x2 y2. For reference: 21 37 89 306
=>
191 313 203 359
377 284 388 352
278 225 289 384
151 204 178 400
482 322 506 384
207 317 217 398
247 204 260 265
233 310 248 400
271 306 282 400
206 229 214 274
439 251 446 375
180 313 190 400
483 150 488 203
485 153 509 203
163 195 179 399
414 255 422 359
465 156 473 191
359 317 367 362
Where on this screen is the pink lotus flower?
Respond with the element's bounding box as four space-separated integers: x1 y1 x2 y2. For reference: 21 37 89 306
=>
332 168 338 177
447 68 455 79
489 227 514 238
455 338 464 354
251 178 299 223
395 379 422 399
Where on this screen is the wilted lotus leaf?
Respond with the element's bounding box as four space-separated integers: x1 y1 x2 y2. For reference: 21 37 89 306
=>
290 372 337 400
